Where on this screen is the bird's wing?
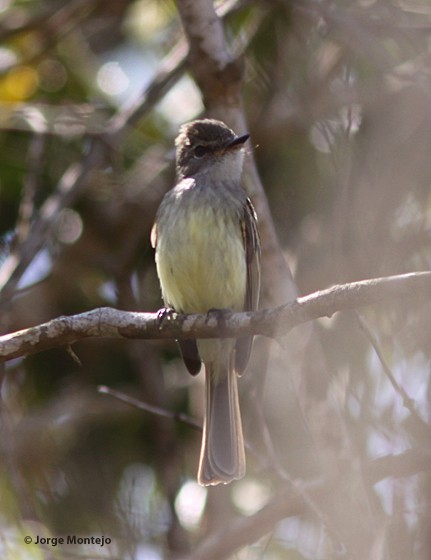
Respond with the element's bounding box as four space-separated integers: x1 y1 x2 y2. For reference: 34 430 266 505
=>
235 196 261 375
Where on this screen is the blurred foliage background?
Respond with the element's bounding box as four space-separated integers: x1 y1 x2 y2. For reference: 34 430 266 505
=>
1 0 431 558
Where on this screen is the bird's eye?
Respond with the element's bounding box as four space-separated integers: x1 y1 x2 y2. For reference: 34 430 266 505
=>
193 145 209 158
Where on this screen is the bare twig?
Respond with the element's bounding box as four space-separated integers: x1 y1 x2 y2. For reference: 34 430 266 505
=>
0 271 430 362
98 386 201 430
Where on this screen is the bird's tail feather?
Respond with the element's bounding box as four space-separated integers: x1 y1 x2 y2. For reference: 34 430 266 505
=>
198 359 245 486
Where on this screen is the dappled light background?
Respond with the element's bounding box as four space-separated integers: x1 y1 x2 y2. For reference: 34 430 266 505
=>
1 0 431 558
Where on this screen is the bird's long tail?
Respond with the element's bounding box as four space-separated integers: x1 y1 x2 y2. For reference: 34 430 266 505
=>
197 356 245 486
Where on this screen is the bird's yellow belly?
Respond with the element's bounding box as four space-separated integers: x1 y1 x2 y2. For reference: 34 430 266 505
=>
156 205 246 314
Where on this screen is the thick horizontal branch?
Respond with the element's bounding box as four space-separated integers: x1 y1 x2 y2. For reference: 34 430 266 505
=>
0 271 430 362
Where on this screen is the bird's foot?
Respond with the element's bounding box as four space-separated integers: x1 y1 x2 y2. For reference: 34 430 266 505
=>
157 307 177 329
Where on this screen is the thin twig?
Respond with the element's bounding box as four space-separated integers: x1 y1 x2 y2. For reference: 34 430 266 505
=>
98 386 201 430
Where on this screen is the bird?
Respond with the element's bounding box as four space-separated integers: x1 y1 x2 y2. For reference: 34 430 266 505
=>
151 118 260 485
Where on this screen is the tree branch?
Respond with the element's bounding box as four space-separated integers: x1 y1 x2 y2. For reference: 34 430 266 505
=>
1 271 430 362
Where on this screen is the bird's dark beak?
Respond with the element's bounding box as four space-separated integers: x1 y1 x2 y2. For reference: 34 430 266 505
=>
225 133 250 150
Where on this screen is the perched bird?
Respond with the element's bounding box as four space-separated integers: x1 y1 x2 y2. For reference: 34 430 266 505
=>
151 119 260 485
